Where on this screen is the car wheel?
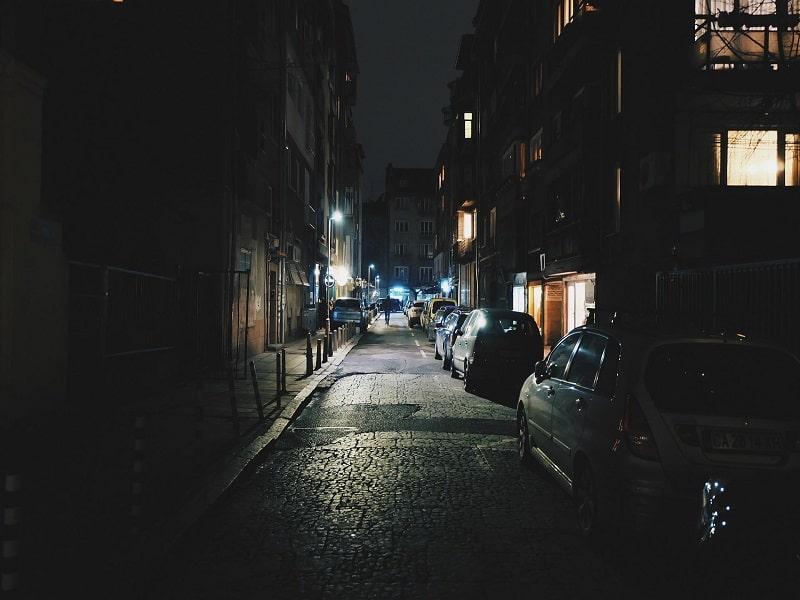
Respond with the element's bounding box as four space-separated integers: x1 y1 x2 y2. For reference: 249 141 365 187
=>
434 344 441 360
464 361 476 393
574 461 600 538
517 408 532 464
450 357 459 378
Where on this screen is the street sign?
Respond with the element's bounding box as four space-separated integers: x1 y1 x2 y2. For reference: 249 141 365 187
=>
324 273 335 288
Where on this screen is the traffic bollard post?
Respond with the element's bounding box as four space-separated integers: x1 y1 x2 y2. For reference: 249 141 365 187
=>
306 333 313 375
323 335 328 363
228 369 240 436
281 348 287 393
249 361 264 421
316 338 322 369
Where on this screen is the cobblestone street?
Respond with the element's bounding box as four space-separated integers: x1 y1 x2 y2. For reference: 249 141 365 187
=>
148 314 792 599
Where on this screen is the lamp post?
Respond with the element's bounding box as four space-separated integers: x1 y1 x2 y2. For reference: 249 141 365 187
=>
366 264 374 304
327 210 343 339
375 275 380 300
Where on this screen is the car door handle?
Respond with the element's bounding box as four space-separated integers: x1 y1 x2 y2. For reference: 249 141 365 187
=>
546 386 556 397
575 397 586 411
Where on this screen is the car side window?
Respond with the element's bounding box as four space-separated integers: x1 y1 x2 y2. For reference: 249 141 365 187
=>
547 333 581 380
462 313 478 336
594 340 621 398
566 333 607 389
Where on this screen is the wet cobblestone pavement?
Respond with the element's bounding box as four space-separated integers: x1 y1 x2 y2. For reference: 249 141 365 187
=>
149 315 798 599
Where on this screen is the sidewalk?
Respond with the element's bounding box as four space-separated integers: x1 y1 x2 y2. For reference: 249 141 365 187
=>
5 323 366 597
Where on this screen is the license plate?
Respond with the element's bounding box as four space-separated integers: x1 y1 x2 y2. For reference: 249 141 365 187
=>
708 430 783 453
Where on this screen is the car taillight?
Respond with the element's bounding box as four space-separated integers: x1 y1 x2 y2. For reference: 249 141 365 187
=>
619 395 660 461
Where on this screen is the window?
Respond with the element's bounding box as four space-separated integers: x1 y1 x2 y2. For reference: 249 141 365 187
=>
728 130 778 186
488 207 497 243
420 198 433 213
533 62 544 97
395 220 409 232
567 333 607 389
530 129 543 163
457 210 474 240
554 0 578 40
464 112 473 139
612 166 621 233
552 111 563 142
595 340 620 398
420 243 433 258
420 267 433 283
420 221 434 235
395 197 409 210
547 332 581 380
691 130 799 186
239 248 252 272
394 266 409 281
502 143 519 180
394 243 406 256
616 48 623 114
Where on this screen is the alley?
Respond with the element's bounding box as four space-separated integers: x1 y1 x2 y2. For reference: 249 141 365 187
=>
151 314 634 599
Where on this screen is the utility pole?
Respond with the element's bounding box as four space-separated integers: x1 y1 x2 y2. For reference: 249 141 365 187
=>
278 0 288 345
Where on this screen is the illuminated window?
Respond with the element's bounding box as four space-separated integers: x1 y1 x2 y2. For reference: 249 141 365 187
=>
727 130 778 186
554 0 578 40
788 133 799 186
530 129 543 162
457 211 474 240
464 112 473 139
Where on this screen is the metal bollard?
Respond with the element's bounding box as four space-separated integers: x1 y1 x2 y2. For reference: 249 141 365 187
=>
306 333 313 376
275 350 282 398
326 319 333 355
281 348 287 393
316 338 322 369
228 369 240 436
323 335 329 363
131 413 146 535
249 361 264 420
1 473 22 592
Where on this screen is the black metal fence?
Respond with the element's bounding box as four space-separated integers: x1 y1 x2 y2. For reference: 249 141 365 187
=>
656 258 800 354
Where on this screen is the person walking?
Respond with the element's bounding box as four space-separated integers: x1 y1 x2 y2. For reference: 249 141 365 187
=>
384 302 391 325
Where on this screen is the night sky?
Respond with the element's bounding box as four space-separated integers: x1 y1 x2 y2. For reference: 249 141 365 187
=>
349 0 480 199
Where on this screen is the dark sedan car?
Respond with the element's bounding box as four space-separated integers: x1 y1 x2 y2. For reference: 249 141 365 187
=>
436 310 471 369
450 309 543 393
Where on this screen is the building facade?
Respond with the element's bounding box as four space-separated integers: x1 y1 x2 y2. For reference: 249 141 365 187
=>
437 0 800 350
385 165 437 301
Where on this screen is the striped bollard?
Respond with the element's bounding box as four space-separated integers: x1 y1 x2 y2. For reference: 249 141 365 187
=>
131 414 146 536
1 472 22 593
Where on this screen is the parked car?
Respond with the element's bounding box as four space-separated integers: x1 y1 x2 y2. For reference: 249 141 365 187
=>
436 309 471 369
403 299 414 316
427 305 457 341
389 298 402 312
421 297 456 332
516 324 800 539
407 301 425 327
450 309 543 393
330 297 365 328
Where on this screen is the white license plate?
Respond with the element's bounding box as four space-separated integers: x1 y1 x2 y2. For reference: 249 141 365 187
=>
709 430 783 452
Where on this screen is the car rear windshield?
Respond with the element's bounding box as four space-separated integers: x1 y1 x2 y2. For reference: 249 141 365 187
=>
413 302 425 308
644 343 800 420
485 316 537 336
334 299 360 310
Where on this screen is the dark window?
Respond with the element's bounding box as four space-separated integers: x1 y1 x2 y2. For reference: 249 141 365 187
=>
547 333 580 379
645 344 800 419
567 333 607 389
485 316 538 336
595 340 620 398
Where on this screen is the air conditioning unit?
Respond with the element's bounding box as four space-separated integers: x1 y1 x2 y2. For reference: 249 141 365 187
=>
639 152 671 191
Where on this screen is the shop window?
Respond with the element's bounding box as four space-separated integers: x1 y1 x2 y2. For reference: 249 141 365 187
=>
566 277 596 332
464 112 473 139
513 285 526 313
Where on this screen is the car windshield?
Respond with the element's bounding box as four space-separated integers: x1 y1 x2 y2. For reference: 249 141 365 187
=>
413 302 425 308
644 343 800 420
334 299 360 310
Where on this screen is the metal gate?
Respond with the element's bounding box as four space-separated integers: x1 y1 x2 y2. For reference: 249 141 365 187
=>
656 258 800 354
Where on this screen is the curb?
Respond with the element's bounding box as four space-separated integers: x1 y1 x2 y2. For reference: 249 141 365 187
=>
146 330 365 556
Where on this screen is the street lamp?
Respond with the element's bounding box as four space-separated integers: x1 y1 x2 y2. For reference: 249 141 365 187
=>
366 264 375 304
326 210 343 344
375 275 380 300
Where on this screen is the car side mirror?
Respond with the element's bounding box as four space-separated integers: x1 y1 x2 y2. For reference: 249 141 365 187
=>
534 360 548 382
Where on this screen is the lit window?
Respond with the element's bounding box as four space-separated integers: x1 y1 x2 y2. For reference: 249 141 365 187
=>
458 211 474 240
464 112 473 139
727 130 778 186
613 166 621 233
530 129 544 162
616 48 622 114
788 133 799 186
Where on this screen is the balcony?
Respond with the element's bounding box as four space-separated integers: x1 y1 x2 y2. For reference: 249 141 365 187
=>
453 238 475 264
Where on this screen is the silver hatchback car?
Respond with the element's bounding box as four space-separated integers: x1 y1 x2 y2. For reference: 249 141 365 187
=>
516 324 800 537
